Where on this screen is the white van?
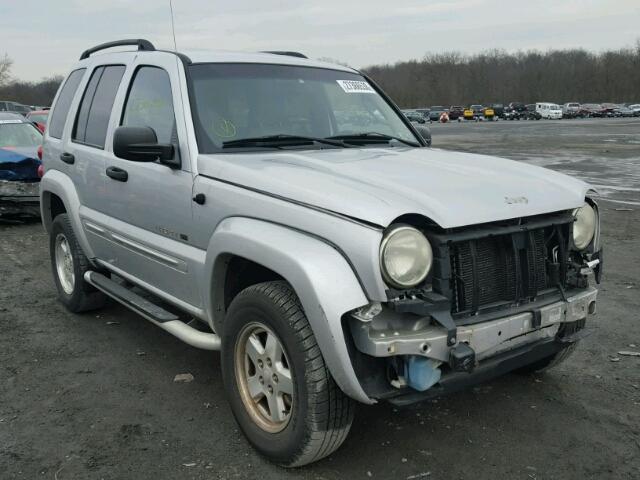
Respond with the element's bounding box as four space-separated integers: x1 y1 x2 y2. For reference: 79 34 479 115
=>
536 102 563 119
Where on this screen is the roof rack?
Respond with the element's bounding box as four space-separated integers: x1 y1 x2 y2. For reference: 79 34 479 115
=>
80 39 156 60
261 51 308 59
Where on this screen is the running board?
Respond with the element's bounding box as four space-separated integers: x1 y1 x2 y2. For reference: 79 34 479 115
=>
84 271 221 351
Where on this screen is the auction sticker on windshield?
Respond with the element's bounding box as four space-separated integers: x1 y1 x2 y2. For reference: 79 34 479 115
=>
336 80 376 94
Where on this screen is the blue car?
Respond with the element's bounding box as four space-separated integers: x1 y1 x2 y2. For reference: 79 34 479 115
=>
0 112 43 218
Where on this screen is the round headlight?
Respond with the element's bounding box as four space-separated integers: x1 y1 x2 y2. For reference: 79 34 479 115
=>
573 203 596 250
380 226 433 288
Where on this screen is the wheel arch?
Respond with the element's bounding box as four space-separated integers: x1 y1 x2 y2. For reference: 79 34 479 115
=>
40 170 95 259
202 217 374 404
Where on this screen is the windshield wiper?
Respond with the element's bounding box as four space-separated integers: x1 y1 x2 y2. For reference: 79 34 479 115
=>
222 134 350 149
327 132 421 147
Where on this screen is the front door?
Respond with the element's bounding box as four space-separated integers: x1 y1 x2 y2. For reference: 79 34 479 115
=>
100 58 201 308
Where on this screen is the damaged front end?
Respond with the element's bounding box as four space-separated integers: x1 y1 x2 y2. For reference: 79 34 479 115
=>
347 205 602 405
0 148 42 220
0 180 41 218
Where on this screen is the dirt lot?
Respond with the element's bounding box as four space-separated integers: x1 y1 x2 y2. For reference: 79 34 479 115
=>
1 118 639 479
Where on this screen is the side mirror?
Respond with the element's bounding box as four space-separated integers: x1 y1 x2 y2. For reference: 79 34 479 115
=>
414 125 432 147
113 126 178 167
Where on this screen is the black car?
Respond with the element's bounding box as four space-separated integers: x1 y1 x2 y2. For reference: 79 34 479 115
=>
429 106 448 121
503 102 527 120
582 104 606 117
491 103 505 118
523 104 541 120
413 108 431 122
401 110 426 124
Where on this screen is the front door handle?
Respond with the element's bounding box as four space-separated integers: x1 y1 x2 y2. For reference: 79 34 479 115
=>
59 152 75 164
106 166 128 182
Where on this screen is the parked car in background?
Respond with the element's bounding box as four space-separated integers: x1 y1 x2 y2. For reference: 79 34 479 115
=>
613 105 635 117
629 104 640 116
463 106 476 120
491 103 504 118
415 108 431 121
462 104 485 121
508 102 526 113
429 106 447 122
448 106 464 121
582 104 605 117
483 106 496 121
0 112 43 218
26 110 50 133
504 102 526 120
0 101 33 116
524 104 542 120
562 103 582 118
601 103 619 117
536 103 562 119
401 110 426 124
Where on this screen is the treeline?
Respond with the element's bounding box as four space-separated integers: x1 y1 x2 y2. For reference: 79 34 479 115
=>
0 76 63 107
364 42 640 108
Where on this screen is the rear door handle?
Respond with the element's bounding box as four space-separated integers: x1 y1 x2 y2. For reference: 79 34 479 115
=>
106 166 128 182
59 152 75 164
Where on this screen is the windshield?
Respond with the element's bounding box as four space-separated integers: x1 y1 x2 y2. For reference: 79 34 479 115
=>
188 63 417 152
0 123 42 148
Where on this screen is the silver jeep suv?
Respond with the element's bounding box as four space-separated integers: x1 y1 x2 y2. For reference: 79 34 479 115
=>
40 39 602 467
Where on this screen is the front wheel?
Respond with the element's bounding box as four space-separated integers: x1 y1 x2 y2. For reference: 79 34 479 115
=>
515 344 578 373
516 320 584 374
221 281 355 467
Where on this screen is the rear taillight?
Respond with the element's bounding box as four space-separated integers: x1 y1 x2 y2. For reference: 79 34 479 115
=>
37 164 44 178
37 145 43 160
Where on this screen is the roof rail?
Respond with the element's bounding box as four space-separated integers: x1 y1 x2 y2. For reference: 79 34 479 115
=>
261 51 308 59
80 39 156 60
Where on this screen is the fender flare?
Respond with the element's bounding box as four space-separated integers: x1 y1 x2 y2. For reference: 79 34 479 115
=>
201 217 374 404
39 170 95 259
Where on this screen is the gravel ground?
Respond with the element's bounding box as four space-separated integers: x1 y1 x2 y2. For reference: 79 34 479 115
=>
1 118 639 479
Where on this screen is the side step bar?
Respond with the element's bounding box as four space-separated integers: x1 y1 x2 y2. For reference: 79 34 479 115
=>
84 271 221 351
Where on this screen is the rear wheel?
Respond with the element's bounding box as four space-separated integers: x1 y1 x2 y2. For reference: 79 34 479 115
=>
50 213 106 312
222 281 355 467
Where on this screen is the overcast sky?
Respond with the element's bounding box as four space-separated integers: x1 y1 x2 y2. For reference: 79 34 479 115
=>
2 0 639 81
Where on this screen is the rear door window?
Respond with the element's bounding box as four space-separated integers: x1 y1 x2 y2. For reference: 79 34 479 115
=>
48 68 85 139
73 65 125 149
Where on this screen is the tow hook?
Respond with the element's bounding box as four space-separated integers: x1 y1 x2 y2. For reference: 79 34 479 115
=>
449 343 476 372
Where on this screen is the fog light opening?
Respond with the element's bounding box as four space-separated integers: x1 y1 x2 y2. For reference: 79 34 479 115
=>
588 301 597 315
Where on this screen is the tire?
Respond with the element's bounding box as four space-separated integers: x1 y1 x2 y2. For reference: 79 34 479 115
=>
516 320 584 374
50 213 106 313
221 281 355 467
515 344 578 374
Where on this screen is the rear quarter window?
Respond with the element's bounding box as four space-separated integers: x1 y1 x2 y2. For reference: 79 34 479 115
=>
48 68 86 139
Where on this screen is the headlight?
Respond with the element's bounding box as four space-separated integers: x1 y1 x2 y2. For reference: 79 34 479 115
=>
573 203 596 250
380 225 433 288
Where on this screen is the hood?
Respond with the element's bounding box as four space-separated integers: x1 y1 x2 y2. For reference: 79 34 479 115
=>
197 147 590 229
0 147 41 182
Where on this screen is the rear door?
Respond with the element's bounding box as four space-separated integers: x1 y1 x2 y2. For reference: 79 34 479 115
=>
99 55 200 307
64 64 127 259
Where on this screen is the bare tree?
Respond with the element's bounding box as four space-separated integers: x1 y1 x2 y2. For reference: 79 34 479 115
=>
364 39 640 107
0 53 12 86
